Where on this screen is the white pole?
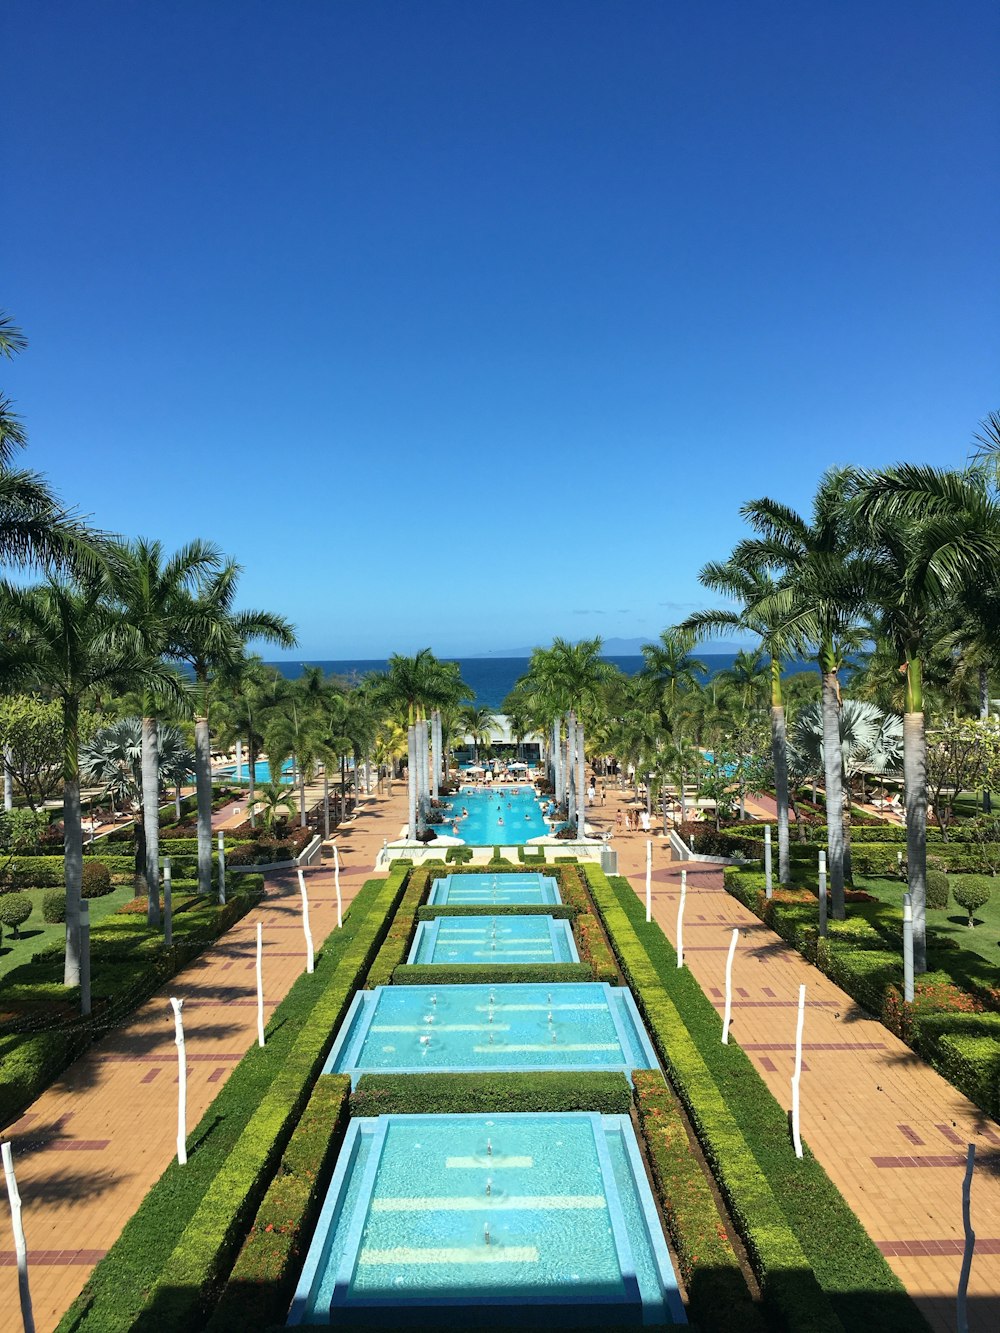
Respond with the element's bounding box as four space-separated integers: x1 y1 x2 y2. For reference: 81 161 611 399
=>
902 892 914 1003
957 1142 976 1333
80 902 91 1017
333 842 343 928
791 983 806 1159
297 868 314 974
676 868 687 967
645 840 652 923
163 856 172 950
217 832 226 905
256 922 265 1047
169 997 187 1165
2 1140 36 1333
722 928 738 1043
817 849 827 936
764 824 773 899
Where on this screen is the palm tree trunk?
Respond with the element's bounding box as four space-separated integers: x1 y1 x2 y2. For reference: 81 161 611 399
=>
341 756 348 823
770 658 791 884
842 784 854 883
141 715 161 926
323 771 330 838
820 665 846 919
194 712 213 897
62 696 83 987
979 665 990 720
175 785 182 820
904 705 928 973
298 755 307 828
3 747 13 812
247 733 257 828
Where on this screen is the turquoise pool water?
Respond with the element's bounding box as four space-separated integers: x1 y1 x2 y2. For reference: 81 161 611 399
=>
219 758 295 784
408 915 579 966
326 983 658 1082
427 873 561 907
433 786 551 845
288 1112 685 1327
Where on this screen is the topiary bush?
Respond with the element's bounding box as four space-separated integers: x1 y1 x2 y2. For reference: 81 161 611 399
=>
952 875 993 926
81 860 113 898
925 869 950 910
42 891 66 923
0 892 33 938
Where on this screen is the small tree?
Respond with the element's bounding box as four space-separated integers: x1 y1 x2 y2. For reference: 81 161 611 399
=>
924 868 950 910
0 807 47 893
952 875 992 926
0 891 33 938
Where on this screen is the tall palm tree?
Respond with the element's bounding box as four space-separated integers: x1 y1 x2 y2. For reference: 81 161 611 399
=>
212 654 282 827
460 705 497 762
111 539 219 921
856 458 1000 966
639 629 706 727
173 560 295 894
682 562 806 885
730 471 870 918
0 576 182 983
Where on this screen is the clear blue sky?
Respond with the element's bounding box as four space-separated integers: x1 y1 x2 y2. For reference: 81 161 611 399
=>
5 1 998 658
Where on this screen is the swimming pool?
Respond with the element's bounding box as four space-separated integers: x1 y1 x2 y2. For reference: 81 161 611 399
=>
287 1112 686 1327
326 983 658 1083
408 915 579 966
427 873 561 907
433 786 551 845
218 758 295 784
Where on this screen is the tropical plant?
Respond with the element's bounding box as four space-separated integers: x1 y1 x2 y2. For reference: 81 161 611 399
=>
952 875 992 927
248 781 295 834
460 705 496 762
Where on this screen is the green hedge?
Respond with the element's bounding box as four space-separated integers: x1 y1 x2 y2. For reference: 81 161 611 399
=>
587 867 928 1333
350 1070 632 1117
58 868 409 1333
557 864 619 983
0 880 265 1126
391 962 594 985
363 869 429 987
204 1074 352 1333
633 1070 766 1333
416 902 575 920
4 853 203 888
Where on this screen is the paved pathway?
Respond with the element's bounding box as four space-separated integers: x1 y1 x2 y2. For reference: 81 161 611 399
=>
0 787 407 1332
592 789 1000 1333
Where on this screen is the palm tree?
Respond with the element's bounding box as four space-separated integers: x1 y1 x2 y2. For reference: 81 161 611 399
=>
0 576 182 983
81 717 195 889
731 471 869 918
249 781 296 834
639 629 706 727
212 655 282 827
173 560 295 893
111 539 219 922
460 705 497 762
855 456 1000 966
682 561 807 886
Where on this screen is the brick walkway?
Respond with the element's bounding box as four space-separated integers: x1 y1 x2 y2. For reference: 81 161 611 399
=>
590 789 1000 1333
0 786 407 1333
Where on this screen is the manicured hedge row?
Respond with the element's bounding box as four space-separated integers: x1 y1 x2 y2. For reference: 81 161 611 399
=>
4 853 204 888
58 868 408 1333
416 902 575 920
557 863 619 982
363 868 430 987
350 1070 633 1116
204 1074 352 1333
391 962 594 985
591 868 929 1333
0 881 265 1126
633 1070 766 1333
726 866 1000 1118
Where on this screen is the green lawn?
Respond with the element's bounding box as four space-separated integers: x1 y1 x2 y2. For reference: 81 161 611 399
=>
0 884 137 979
855 874 1000 970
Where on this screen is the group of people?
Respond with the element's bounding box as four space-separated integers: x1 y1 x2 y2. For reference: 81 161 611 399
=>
616 807 651 833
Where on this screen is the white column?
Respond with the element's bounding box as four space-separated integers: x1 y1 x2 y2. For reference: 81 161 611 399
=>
1 1140 35 1333
217 832 226 905
645 840 652 923
163 856 173 949
722 928 738 1043
297 868 314 973
407 725 417 839
676 869 687 967
431 710 441 800
169 997 187 1165
791 983 806 1159
256 923 265 1047
576 719 586 837
764 824 773 899
333 842 343 928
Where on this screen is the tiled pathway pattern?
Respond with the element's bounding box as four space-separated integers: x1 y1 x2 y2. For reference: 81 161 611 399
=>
595 790 1000 1333
0 787 406 1332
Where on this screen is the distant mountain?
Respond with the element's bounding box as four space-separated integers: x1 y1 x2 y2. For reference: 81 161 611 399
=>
465 635 755 658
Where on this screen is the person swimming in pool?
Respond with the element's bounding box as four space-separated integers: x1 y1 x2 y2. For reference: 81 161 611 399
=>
498 815 504 825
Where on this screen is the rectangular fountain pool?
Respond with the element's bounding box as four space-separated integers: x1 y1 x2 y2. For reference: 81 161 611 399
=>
288 1112 686 1328
428 873 561 907
326 983 658 1083
408 915 579 966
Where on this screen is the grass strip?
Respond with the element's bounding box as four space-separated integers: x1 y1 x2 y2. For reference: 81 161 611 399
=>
632 1070 767 1333
592 867 929 1333
349 1070 633 1116
58 869 407 1333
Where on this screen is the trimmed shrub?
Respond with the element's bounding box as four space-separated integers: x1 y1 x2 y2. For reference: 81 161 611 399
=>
205 1075 352 1333
444 846 474 863
363 870 429 987
391 962 594 985
0 892 33 937
42 891 66 923
350 1070 632 1117
952 875 992 925
925 869 950 910
634 1070 766 1333
81 860 113 898
417 902 574 921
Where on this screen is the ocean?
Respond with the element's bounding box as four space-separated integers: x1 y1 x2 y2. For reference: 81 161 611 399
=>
265 654 818 709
